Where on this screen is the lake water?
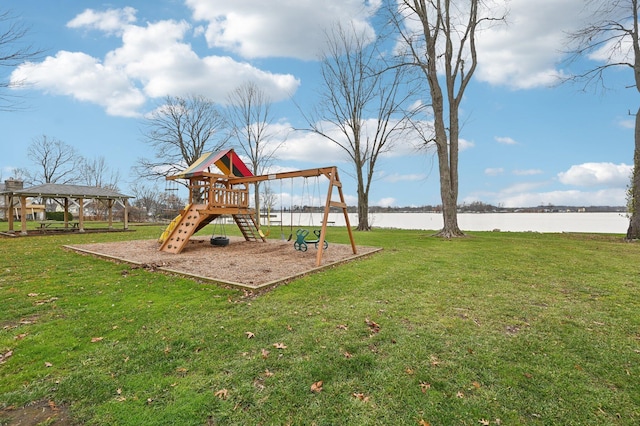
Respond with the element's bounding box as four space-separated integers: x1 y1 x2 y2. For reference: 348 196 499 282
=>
272 212 629 234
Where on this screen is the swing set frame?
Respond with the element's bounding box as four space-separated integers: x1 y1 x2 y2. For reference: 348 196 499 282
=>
229 166 356 267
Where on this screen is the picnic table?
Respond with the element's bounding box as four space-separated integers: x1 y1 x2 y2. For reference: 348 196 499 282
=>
38 220 80 231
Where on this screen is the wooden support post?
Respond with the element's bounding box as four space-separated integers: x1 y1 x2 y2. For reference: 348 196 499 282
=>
315 167 357 267
108 199 114 229
123 198 129 230
20 196 27 235
64 198 69 228
78 197 85 232
7 194 14 233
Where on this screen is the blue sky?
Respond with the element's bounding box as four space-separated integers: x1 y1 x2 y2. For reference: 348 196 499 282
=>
0 0 635 208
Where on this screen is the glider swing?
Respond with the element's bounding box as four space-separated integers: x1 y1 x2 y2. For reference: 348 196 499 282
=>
292 176 329 252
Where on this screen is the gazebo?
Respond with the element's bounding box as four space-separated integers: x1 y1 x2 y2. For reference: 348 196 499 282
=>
2 183 132 235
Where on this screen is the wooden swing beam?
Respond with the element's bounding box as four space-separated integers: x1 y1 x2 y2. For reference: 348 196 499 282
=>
228 166 356 267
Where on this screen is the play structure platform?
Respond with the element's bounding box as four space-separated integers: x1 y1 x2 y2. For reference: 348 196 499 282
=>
158 149 356 266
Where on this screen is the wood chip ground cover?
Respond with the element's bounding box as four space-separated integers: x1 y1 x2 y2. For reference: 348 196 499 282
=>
66 236 380 288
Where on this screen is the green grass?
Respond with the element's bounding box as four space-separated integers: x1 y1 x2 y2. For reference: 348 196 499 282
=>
1 223 639 425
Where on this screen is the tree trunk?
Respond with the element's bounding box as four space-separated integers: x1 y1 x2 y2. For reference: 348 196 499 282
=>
357 191 370 231
626 106 640 239
433 140 464 238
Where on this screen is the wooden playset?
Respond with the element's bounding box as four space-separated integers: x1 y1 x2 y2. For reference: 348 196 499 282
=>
158 149 356 266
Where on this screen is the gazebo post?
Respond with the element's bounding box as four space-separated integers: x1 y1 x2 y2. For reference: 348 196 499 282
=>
108 199 114 230
64 198 70 228
78 197 85 232
7 193 14 233
20 196 27 235
123 199 129 230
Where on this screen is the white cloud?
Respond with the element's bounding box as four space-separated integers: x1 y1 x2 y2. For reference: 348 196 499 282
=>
382 173 426 183
460 139 475 151
485 168 504 176
558 162 632 187
11 9 300 116
513 169 543 176
618 118 634 129
11 51 146 117
185 0 380 60
495 136 517 145
66 7 137 35
475 0 585 89
497 189 627 208
278 128 347 164
376 197 397 207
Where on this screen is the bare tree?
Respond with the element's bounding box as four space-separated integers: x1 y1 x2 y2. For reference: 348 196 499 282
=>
304 22 414 231
78 156 120 189
392 0 504 238
25 135 80 184
136 94 229 182
227 81 283 226
565 0 640 239
0 10 43 111
130 183 162 221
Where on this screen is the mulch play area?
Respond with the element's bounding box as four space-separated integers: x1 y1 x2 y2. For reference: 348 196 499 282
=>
65 236 381 290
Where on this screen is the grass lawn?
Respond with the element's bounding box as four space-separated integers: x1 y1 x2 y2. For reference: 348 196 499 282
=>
1 223 639 425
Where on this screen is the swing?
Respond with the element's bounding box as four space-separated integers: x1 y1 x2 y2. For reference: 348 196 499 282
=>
292 177 328 252
258 182 272 238
210 215 230 246
287 177 294 241
293 229 329 252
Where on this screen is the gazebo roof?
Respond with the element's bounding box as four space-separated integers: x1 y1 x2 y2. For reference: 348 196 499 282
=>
2 183 132 200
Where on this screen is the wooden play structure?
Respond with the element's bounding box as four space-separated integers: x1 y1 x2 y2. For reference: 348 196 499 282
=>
158 149 356 266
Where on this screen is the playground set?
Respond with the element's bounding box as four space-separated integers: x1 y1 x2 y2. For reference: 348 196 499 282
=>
158 149 356 266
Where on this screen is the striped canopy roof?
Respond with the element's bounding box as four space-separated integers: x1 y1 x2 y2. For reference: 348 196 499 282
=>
170 149 253 179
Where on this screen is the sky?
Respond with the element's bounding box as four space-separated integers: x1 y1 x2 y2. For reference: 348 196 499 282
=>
0 0 636 208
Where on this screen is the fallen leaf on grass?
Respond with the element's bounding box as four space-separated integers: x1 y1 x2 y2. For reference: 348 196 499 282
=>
471 381 481 389
264 369 274 377
27 293 39 297
44 362 53 368
245 331 255 339
353 392 370 403
90 337 104 343
365 318 380 333
419 420 431 426
14 333 28 340
261 348 270 359
420 382 431 393
310 381 323 393
214 389 229 400
523 372 533 379
273 342 287 349
456 391 464 398
478 419 490 426
0 350 14 364
344 351 353 359
336 324 348 330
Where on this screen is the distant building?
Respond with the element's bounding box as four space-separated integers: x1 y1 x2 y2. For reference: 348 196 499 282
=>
0 178 25 220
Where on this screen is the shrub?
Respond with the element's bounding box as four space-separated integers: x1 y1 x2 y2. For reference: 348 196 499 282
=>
46 211 73 221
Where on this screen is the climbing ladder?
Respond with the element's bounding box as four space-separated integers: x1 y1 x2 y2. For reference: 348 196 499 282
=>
233 213 266 242
159 204 215 254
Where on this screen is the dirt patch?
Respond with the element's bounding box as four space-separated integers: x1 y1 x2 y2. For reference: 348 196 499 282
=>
66 236 381 289
0 401 73 426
